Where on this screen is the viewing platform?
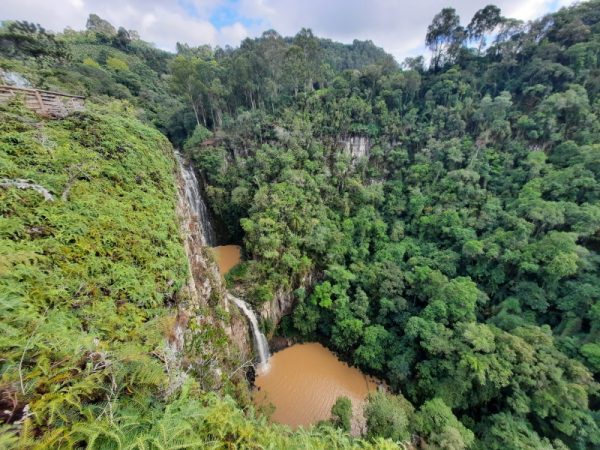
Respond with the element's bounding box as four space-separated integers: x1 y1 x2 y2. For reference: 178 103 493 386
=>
0 85 85 118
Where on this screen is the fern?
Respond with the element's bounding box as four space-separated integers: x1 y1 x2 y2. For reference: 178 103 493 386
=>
0 425 19 450
0 101 400 450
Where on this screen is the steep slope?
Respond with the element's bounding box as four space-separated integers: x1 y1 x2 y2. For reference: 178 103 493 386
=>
182 2 600 448
0 98 399 449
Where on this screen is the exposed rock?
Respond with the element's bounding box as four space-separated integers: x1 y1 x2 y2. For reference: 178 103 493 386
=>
228 308 253 359
86 14 116 36
0 69 31 88
269 336 291 353
0 179 54 201
228 294 270 369
176 152 216 247
339 136 371 162
174 153 251 363
232 147 250 160
162 319 188 398
259 272 315 326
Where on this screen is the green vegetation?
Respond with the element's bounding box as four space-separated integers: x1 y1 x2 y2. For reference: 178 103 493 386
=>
0 98 227 446
0 98 394 448
0 99 187 444
1 1 600 448
364 392 413 443
331 396 353 432
0 22 399 447
179 1 600 448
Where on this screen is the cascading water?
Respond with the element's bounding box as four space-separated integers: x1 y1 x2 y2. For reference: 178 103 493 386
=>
228 294 270 373
175 152 217 247
175 151 270 371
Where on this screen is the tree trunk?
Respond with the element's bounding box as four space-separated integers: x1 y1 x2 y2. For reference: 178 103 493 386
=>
189 94 201 126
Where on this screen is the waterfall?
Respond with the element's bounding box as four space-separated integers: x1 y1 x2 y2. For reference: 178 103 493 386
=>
175 152 217 246
175 151 269 372
228 294 270 372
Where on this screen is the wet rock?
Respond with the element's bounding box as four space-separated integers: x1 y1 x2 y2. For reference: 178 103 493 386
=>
269 336 291 353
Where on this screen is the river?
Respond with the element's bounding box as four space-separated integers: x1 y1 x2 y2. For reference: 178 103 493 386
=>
254 342 377 433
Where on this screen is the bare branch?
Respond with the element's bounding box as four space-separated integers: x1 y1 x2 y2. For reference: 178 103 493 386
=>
1 179 54 201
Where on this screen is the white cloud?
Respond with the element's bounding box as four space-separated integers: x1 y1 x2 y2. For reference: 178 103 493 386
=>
69 0 85 10
219 22 250 46
234 0 580 61
1 0 579 58
2 0 223 48
504 0 576 21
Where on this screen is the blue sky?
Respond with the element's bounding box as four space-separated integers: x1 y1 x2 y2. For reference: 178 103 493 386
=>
2 0 580 61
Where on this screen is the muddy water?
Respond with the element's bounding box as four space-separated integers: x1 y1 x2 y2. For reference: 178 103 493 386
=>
254 342 377 433
212 245 241 276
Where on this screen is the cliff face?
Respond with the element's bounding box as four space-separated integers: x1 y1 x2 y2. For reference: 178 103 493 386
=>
174 155 252 373
175 155 221 308
259 289 294 327
340 136 371 162
259 272 315 328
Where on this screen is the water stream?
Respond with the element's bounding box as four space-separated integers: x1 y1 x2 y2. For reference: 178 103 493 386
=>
177 153 376 431
175 152 217 247
176 152 270 370
228 294 270 372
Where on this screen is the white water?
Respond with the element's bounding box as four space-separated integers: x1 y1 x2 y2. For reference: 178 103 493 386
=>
228 294 270 372
176 151 270 371
175 152 217 247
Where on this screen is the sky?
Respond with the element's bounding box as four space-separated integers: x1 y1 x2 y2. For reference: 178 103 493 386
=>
2 0 579 61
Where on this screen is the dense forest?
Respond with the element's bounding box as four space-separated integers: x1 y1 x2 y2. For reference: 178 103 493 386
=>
1 1 600 448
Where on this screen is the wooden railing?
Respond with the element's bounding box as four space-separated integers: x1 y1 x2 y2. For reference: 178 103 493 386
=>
0 85 85 118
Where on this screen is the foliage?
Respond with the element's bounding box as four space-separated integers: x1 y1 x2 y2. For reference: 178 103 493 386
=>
364 391 414 442
2 2 600 448
0 99 190 442
331 396 353 432
413 398 474 449
178 1 600 448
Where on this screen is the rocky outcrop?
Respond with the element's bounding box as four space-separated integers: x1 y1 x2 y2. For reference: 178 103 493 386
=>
259 289 295 326
339 136 371 162
0 179 54 201
177 152 217 247
0 69 31 88
175 156 219 308
174 153 252 365
227 309 253 359
259 272 315 327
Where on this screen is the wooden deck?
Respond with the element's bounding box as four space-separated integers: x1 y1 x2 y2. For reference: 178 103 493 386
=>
0 85 85 118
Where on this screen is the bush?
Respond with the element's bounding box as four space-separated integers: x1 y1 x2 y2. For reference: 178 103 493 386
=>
183 123 212 151
364 391 414 442
413 398 474 450
331 396 352 432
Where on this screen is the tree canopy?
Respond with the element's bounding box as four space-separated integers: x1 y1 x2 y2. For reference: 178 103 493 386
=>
1 2 600 448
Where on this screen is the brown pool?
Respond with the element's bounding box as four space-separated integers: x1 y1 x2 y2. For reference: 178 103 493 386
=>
212 244 241 276
253 342 377 433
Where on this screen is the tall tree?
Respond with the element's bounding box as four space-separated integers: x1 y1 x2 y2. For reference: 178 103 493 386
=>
426 8 464 70
467 5 504 54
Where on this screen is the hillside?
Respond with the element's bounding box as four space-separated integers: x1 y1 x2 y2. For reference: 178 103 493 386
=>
1 1 600 449
0 100 397 449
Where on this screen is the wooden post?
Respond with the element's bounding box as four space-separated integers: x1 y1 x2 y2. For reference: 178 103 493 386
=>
34 89 45 115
